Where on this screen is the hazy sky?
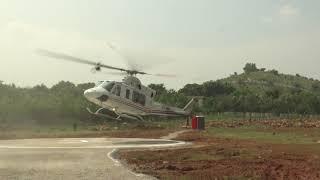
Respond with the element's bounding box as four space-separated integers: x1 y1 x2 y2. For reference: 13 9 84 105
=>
0 0 320 89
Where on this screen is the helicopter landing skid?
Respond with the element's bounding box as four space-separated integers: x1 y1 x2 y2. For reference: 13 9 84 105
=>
86 107 121 120
101 107 145 121
86 107 145 121
121 113 145 121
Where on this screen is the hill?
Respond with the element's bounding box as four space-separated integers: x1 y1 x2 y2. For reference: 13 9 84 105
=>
221 69 320 96
177 63 320 115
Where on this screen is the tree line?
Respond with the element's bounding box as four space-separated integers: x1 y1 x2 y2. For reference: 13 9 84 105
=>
175 81 320 115
0 81 96 124
1 63 320 124
151 80 320 115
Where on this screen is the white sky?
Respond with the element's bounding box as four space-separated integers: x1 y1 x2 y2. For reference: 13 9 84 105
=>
0 0 320 89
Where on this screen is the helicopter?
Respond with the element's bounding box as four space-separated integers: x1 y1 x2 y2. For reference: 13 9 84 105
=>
37 49 196 120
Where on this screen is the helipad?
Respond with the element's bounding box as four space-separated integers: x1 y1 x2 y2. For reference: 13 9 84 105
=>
0 138 187 180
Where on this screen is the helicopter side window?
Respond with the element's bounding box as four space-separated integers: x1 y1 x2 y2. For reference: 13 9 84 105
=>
133 91 146 106
112 85 121 96
102 82 114 91
126 89 131 99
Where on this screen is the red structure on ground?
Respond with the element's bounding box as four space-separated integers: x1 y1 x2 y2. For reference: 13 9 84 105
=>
192 116 198 129
191 116 205 130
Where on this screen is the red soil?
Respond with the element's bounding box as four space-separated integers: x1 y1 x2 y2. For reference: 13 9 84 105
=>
119 131 320 180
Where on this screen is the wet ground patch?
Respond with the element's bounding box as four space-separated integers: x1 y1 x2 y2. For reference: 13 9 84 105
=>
114 140 180 145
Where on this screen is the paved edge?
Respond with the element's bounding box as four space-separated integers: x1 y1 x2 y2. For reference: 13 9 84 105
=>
161 130 192 140
108 149 151 178
110 130 192 179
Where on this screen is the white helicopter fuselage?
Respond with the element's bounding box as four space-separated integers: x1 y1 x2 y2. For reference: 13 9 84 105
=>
38 49 193 119
84 78 191 118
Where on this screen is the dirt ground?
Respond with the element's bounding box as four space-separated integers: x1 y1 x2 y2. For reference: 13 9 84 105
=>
119 130 320 180
208 118 320 129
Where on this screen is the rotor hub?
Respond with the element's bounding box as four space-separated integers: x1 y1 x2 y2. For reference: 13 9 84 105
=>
123 76 142 88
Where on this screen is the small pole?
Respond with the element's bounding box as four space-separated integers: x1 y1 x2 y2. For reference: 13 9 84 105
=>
186 116 190 128
73 123 78 132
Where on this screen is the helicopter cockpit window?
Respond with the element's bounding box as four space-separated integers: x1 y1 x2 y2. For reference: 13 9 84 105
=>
95 81 104 87
102 82 114 91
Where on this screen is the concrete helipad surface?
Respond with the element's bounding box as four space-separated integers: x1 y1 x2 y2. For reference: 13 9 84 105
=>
0 138 186 180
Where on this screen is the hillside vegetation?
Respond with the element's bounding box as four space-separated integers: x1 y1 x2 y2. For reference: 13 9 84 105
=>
222 64 320 95
177 63 320 115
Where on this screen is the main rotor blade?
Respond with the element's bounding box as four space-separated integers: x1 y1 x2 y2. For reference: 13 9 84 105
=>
152 73 177 78
101 70 175 78
107 43 173 72
101 71 127 76
37 49 97 66
36 49 144 73
106 43 139 70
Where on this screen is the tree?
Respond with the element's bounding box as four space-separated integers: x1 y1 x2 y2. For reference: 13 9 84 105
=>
269 69 279 75
148 84 167 96
266 89 280 99
202 81 235 97
312 83 320 91
179 83 203 96
77 83 95 91
232 88 260 113
243 63 258 73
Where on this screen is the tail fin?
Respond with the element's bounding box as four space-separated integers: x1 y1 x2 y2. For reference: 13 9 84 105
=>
183 98 196 113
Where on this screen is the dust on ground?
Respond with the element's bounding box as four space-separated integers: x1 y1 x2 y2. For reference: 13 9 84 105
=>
0 123 180 140
0 129 176 140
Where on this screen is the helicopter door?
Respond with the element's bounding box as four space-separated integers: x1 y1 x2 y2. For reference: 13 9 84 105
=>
125 89 131 99
133 91 146 106
111 84 121 96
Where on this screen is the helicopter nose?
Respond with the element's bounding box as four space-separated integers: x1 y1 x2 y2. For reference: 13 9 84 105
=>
84 89 108 102
84 89 97 99
84 89 90 98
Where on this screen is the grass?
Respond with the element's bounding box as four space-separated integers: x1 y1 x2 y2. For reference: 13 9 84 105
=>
206 127 318 144
205 113 244 121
